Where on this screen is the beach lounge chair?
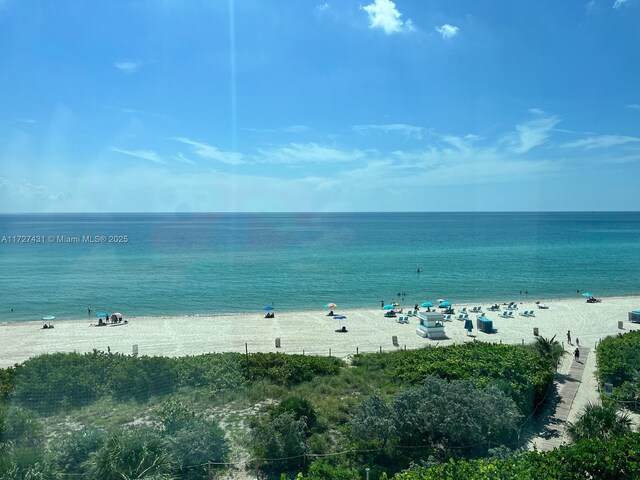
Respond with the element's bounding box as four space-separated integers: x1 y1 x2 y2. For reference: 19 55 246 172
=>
392 335 399 347
499 311 511 318
456 314 465 320
443 314 452 321
477 312 485 319
460 307 468 314
527 310 535 317
520 311 529 317
537 303 548 309
403 316 410 324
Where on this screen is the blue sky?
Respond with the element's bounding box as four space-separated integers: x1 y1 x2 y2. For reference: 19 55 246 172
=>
0 0 639 212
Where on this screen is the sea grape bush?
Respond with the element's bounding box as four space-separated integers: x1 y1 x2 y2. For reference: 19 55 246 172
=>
352 342 554 415
597 330 640 410
1 351 344 413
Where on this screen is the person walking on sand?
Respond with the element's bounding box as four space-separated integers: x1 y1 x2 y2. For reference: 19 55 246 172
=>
576 338 580 347
567 330 572 345
574 347 580 361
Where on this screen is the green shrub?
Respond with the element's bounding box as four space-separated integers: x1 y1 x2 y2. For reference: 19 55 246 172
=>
597 331 640 410
50 427 105 475
156 399 197 434
85 426 175 480
566 402 633 443
270 396 320 432
169 421 229 479
250 412 309 474
352 342 553 416
0 406 44 446
0 443 61 480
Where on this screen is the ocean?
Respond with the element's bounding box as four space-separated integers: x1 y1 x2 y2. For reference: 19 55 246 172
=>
1 212 639 322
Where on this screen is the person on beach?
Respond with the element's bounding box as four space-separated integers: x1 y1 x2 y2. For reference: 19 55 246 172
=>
88 308 91 315
381 300 385 308
576 338 580 347
414 304 419 311
567 330 572 345
574 347 580 361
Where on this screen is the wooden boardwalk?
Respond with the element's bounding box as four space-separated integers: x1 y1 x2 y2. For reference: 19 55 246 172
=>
532 347 590 451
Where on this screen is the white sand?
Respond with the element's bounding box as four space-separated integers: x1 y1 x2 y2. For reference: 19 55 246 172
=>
2 296 639 368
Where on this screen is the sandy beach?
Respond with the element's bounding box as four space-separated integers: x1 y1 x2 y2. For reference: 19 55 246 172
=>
2 295 639 368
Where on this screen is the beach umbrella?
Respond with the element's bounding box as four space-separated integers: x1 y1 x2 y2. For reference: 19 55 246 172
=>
42 315 55 321
439 301 451 308
581 292 593 297
111 312 122 317
263 306 274 311
333 315 347 320
325 303 337 308
96 313 108 317
382 304 395 310
421 302 433 308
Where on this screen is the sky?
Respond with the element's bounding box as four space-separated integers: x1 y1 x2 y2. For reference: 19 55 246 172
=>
0 0 639 212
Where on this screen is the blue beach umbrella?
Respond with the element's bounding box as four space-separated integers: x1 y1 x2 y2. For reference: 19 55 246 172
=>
96 313 107 317
263 306 274 311
439 301 452 308
581 292 593 297
333 315 347 320
382 304 395 310
42 315 55 321
421 302 433 308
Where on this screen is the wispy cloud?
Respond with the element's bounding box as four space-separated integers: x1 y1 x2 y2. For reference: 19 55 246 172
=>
173 137 245 165
114 61 142 74
627 104 640 110
174 153 196 165
315 2 329 14
362 0 414 34
508 116 560 154
613 0 631 8
353 123 426 139
435 24 459 39
111 147 167 164
256 143 366 165
561 134 640 149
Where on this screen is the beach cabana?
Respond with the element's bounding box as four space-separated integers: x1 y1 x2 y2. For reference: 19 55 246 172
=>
629 310 640 323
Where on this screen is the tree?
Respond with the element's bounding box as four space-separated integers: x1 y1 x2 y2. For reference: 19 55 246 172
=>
350 394 395 449
250 412 309 474
532 335 565 370
392 378 521 454
566 402 633 443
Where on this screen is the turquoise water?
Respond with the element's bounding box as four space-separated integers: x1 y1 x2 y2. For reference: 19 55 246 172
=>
1 212 639 322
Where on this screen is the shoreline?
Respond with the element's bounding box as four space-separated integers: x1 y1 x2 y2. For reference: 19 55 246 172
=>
3 292 640 325
1 295 639 368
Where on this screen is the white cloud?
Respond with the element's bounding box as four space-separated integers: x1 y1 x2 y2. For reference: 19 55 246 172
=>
315 2 329 14
353 123 426 139
174 153 196 165
613 0 631 8
114 61 142 73
362 0 413 34
561 134 640 149
173 137 245 165
508 116 560 154
435 24 459 39
627 104 640 109
111 147 167 164
256 143 366 165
